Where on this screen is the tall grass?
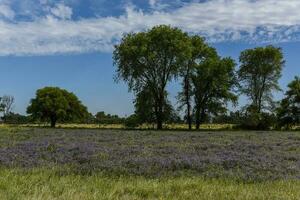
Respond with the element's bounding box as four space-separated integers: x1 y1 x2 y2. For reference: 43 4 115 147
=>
0 168 299 200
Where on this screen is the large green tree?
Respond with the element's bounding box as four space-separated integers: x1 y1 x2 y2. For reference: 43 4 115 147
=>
27 87 88 128
177 36 217 130
238 45 285 113
277 76 300 128
113 25 191 129
191 57 237 129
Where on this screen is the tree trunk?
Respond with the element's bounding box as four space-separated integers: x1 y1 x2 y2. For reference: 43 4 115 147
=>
156 93 164 130
187 104 192 130
50 117 57 128
184 74 192 130
157 117 163 130
195 106 201 130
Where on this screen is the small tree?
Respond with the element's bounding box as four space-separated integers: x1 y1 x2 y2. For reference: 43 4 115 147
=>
277 76 300 129
27 87 88 128
114 25 191 129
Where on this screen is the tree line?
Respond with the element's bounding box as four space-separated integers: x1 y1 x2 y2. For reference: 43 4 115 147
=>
113 25 299 130
0 25 299 129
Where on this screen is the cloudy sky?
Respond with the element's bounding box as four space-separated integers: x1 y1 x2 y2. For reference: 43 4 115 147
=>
0 0 300 116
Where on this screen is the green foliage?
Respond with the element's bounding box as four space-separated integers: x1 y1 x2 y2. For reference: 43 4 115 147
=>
134 85 179 125
240 111 276 130
95 111 124 124
113 25 191 129
238 45 284 113
1 112 32 124
277 76 300 129
177 36 217 129
124 114 139 128
191 56 237 129
237 45 284 130
27 87 88 127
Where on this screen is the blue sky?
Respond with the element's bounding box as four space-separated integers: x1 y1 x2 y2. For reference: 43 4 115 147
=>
0 0 299 116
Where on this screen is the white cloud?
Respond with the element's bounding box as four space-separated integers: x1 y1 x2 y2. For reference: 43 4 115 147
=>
1 0 300 55
0 4 15 19
149 0 157 7
50 3 72 19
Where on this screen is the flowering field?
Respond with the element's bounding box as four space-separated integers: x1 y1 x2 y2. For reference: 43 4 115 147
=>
0 127 299 199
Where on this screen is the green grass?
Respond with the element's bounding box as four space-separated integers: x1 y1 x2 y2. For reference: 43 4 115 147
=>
0 127 299 199
0 168 299 200
0 123 236 130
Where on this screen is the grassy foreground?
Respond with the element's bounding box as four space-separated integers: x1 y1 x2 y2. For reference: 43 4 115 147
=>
0 168 299 200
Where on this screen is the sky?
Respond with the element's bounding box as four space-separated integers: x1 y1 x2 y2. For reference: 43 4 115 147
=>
0 0 299 116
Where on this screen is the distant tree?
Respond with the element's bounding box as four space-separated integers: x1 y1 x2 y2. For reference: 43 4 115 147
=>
177 36 217 130
27 87 88 128
238 46 284 113
113 25 191 129
1 95 15 118
191 57 237 129
1 112 31 124
95 111 124 124
277 76 300 129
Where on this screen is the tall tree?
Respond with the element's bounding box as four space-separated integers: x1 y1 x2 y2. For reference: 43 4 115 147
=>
177 36 217 130
113 25 191 129
277 76 300 129
1 95 15 117
238 45 284 113
27 87 88 128
192 57 237 129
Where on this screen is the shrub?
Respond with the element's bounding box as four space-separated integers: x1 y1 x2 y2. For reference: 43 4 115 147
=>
124 114 140 129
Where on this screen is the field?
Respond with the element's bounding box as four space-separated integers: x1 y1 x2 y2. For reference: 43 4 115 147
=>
0 127 299 199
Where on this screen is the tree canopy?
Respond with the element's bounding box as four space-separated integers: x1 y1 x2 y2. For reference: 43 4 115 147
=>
27 87 88 127
238 45 284 113
192 57 237 129
177 35 217 129
113 25 191 129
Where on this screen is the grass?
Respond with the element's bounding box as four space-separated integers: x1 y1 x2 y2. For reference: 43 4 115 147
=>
0 126 299 199
0 168 299 200
0 123 236 130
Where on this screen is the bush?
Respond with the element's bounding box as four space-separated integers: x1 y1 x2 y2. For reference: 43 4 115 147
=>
240 112 276 130
124 114 140 129
1 112 32 124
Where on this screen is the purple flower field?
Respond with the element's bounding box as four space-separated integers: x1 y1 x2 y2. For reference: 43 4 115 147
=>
0 128 299 181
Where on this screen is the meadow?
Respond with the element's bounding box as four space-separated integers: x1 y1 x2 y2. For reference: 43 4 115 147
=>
0 127 299 199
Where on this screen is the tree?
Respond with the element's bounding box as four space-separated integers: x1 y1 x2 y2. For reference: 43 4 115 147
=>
1 112 31 124
27 87 88 128
277 76 300 129
134 85 176 126
177 36 217 130
113 25 191 129
191 57 237 129
95 111 124 124
238 45 284 113
1 95 15 117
